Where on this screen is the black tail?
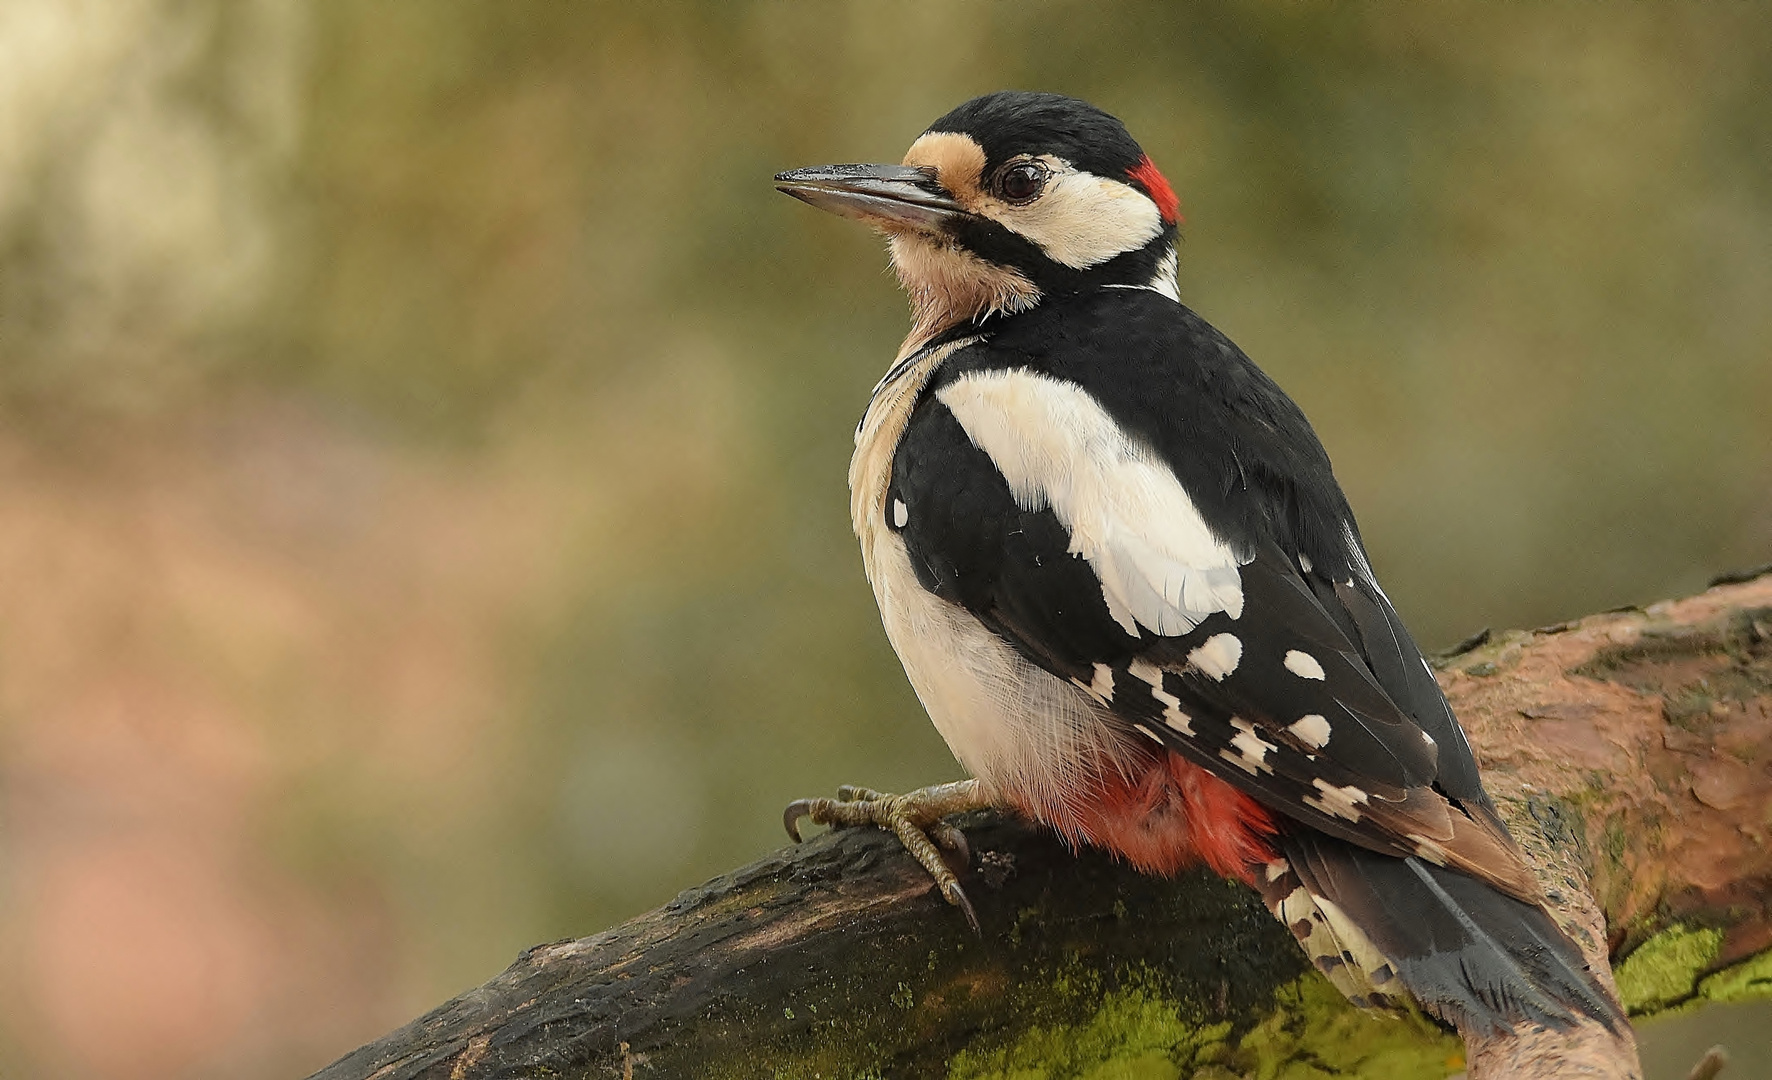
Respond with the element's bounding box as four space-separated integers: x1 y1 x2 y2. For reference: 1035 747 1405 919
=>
1261 831 1627 1036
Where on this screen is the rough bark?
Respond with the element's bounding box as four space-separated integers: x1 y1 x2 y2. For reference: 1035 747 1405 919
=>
312 571 1772 1080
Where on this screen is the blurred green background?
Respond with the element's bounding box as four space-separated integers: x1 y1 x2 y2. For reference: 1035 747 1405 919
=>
0 2 1766 1078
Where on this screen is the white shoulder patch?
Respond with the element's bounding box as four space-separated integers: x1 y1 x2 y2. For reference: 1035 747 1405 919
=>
936 369 1246 637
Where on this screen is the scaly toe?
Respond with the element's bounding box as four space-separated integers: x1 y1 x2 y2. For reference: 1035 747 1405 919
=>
777 779 990 928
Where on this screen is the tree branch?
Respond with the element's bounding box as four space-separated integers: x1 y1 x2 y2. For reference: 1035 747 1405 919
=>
312 572 1772 1080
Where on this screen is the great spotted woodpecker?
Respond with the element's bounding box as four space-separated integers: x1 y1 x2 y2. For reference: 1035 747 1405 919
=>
777 91 1622 1035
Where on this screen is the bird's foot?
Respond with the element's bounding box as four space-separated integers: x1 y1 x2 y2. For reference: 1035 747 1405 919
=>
783 778 990 932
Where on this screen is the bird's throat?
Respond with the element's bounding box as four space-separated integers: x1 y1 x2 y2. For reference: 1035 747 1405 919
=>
888 234 1040 356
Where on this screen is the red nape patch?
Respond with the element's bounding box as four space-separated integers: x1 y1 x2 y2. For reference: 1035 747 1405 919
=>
1058 749 1275 884
1127 155 1182 225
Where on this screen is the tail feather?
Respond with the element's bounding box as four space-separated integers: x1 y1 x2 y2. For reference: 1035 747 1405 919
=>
1258 831 1626 1035
1259 855 1401 1008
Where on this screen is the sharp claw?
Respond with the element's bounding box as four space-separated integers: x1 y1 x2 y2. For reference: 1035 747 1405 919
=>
930 821 970 866
943 881 981 936
783 799 816 843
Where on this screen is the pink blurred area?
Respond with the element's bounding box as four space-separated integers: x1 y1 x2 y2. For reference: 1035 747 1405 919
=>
0 369 751 1074
0 410 540 1076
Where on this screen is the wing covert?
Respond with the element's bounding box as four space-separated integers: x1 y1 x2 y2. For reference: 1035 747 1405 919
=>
888 368 1537 901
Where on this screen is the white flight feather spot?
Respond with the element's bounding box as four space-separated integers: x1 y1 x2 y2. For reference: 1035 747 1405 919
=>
1283 649 1326 681
1123 659 1196 733
1162 704 1194 735
1090 663 1115 702
1298 553 1313 574
1222 718 1276 774
1288 714 1332 749
892 499 909 528
1264 860 1290 884
1304 779 1370 822
1135 724 1165 745
936 371 1247 638
1188 633 1243 680
1222 738 1274 774
1127 658 1165 688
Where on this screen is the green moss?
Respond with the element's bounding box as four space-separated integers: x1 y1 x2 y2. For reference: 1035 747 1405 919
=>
946 986 1230 1080
1217 975 1459 1080
1694 948 1772 1005
945 973 1459 1080
1613 925 1723 1012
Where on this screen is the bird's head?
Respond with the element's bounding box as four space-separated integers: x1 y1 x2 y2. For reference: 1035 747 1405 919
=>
777 91 1182 349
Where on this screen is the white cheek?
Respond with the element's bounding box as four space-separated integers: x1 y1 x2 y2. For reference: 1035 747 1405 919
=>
986 171 1163 269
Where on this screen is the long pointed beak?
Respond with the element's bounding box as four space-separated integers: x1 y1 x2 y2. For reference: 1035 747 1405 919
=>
774 164 963 232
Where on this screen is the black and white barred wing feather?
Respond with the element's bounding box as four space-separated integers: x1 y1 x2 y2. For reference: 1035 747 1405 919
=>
889 362 1622 1032
900 367 1526 885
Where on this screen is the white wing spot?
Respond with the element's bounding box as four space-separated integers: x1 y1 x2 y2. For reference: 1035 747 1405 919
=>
1421 729 1436 745
1162 701 1194 735
892 499 909 528
1090 663 1115 702
1304 779 1370 822
1288 714 1332 749
1283 649 1326 681
1264 859 1290 884
1223 718 1276 774
1189 633 1242 680
1127 658 1165 688
1144 666 1195 735
1298 553 1313 574
1135 723 1165 745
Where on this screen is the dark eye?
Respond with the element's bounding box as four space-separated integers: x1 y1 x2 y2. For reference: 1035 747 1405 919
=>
997 161 1047 203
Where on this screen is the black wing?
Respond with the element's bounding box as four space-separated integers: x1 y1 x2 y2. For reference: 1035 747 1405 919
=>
892 329 1532 898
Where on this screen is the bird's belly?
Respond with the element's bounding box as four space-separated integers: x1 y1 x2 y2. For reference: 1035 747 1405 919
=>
864 526 1134 817
863 527 1276 880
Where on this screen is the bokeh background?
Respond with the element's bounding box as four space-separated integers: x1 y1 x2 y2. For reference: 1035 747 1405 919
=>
0 2 1767 1077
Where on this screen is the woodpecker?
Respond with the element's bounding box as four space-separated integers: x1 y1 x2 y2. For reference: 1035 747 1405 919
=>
776 91 1622 1036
